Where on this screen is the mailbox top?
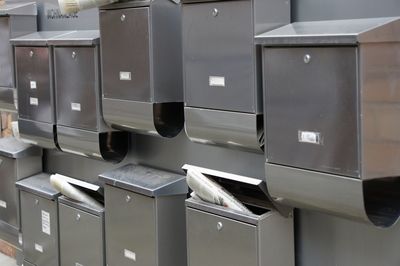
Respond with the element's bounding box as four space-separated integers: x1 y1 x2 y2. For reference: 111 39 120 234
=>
0 2 37 16
99 164 188 197
10 31 74 46
0 137 42 158
16 173 61 200
255 17 400 46
48 30 100 46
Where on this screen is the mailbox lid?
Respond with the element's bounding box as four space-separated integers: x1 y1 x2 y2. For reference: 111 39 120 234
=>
0 137 41 158
183 0 257 113
105 185 156 266
15 46 54 124
59 201 104 266
255 17 400 46
100 7 151 102
187 207 258 266
99 164 187 197
264 46 360 178
0 2 37 16
10 31 73 46
54 46 98 130
16 173 60 200
20 190 59 266
48 30 100 46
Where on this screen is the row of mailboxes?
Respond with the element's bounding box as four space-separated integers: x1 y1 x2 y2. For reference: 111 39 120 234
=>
0 2 37 113
10 30 128 162
15 164 294 266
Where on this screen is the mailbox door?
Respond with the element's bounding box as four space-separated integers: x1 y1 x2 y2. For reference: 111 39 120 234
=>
187 208 258 266
0 157 17 228
20 191 58 266
59 203 104 266
105 185 156 266
55 47 98 131
100 7 151 103
265 47 359 177
16 47 53 124
0 17 13 88
183 0 256 113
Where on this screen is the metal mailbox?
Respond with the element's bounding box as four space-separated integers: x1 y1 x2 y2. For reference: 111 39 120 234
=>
182 165 294 266
100 0 184 138
16 173 61 266
11 31 74 149
0 2 37 112
256 17 400 227
58 195 105 266
99 164 188 266
0 137 41 245
182 0 290 151
48 30 128 162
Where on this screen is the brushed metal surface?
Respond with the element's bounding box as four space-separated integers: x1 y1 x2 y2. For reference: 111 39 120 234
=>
54 47 98 131
59 203 104 266
187 207 258 266
16 173 60 201
0 17 13 88
184 107 263 152
20 191 59 266
265 46 359 178
0 87 17 112
15 46 54 124
18 119 58 149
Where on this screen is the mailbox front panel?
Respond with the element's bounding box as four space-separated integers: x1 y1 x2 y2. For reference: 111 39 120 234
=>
265 47 360 177
105 185 156 266
0 17 13 88
20 191 58 266
55 47 98 131
0 157 18 228
16 47 53 124
187 208 258 266
183 0 256 113
59 203 104 266
100 7 151 103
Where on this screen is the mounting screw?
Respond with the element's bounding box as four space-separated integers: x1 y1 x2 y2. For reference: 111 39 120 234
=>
29 50 34 57
72 51 77 59
212 8 219 17
121 14 126 21
76 213 81 221
217 222 223 231
303 54 311 64
126 195 131 203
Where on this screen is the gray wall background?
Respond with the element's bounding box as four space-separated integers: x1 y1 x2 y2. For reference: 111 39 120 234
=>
22 0 400 265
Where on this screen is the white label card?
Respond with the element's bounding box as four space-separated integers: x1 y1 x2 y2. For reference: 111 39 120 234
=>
41 210 51 235
0 200 7 209
298 130 321 145
35 243 43 253
209 76 225 87
71 102 81 112
120 71 132 81
30 81 37 89
75 263 83 266
30 97 38 106
124 249 136 261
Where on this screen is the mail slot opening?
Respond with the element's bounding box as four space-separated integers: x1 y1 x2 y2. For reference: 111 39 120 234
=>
153 102 184 138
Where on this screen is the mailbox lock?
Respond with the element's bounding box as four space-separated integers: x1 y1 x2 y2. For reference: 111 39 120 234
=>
303 54 311 64
34 199 39 205
76 213 81 221
126 195 132 203
29 50 34 58
217 222 223 231
212 8 219 17
72 51 77 59
120 14 126 22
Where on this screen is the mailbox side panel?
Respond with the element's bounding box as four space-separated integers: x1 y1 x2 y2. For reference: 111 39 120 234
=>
0 157 18 228
105 185 157 266
20 191 59 266
0 17 13 88
264 46 360 178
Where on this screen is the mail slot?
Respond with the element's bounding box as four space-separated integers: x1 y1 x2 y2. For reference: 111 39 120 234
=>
100 0 184 138
11 31 75 149
256 17 400 227
182 165 294 266
182 0 289 151
99 164 188 266
0 137 41 246
58 195 105 266
49 30 128 162
16 173 61 266
0 2 37 112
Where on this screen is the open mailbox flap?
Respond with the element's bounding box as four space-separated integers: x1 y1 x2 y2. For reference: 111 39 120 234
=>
182 164 292 218
99 164 188 197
